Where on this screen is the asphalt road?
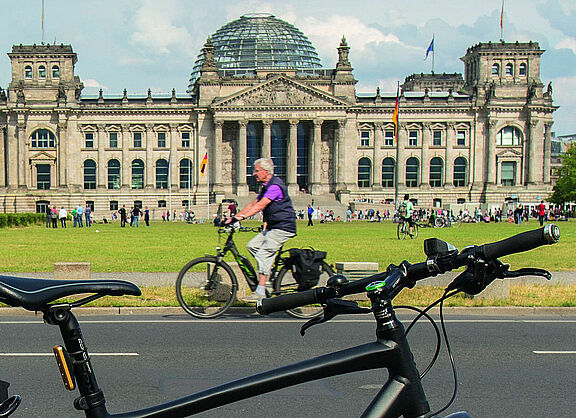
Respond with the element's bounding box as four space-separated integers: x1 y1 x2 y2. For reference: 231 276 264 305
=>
1 311 574 417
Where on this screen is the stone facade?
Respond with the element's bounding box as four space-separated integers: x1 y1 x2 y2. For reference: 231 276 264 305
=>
0 38 556 217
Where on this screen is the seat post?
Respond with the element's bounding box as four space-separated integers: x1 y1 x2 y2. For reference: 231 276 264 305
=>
44 306 109 417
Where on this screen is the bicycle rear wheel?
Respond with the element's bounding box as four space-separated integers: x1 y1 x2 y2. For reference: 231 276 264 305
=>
412 222 419 239
176 257 237 318
397 222 408 240
273 261 335 319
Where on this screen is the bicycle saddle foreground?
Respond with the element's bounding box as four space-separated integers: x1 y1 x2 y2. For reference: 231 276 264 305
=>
0 275 141 311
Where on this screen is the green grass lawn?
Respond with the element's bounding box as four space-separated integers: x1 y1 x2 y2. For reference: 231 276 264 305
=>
0 219 574 272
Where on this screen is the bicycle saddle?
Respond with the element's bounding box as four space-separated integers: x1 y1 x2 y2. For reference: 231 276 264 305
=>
0 275 141 311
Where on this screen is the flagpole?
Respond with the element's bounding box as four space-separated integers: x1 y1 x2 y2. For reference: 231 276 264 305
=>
500 0 504 42
41 0 45 44
432 34 435 73
207 158 210 221
393 81 400 209
168 155 172 219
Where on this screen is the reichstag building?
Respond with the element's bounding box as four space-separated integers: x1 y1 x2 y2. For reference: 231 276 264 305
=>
0 13 556 217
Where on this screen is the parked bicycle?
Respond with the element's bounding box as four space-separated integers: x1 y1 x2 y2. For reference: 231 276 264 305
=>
397 215 418 239
0 225 559 417
175 222 334 319
434 214 462 228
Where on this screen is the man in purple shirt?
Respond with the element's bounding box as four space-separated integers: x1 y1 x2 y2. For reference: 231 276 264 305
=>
225 158 296 301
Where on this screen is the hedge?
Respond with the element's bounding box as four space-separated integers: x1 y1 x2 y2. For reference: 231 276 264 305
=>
0 213 45 228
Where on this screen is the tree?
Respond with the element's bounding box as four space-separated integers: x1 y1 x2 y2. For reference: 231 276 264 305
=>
549 146 576 204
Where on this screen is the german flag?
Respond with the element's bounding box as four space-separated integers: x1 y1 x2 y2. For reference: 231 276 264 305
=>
200 152 208 176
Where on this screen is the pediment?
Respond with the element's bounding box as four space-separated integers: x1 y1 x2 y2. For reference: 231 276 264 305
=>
496 148 522 158
212 76 350 109
29 151 56 161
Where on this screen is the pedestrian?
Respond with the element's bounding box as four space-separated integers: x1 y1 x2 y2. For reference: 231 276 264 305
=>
162 211 166 222
307 204 314 226
76 204 84 227
85 204 92 227
45 205 52 228
71 207 78 227
514 204 523 225
224 157 296 301
537 200 546 226
144 206 150 227
132 206 140 227
50 206 58 228
119 205 127 227
59 207 68 228
399 194 416 238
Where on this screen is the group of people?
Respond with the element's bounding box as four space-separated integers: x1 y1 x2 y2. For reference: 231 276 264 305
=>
45 204 92 229
115 205 150 227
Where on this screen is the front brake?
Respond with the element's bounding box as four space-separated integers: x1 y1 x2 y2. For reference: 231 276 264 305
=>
300 299 370 336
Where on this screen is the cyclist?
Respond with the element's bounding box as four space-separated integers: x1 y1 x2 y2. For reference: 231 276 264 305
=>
400 193 416 237
224 157 297 302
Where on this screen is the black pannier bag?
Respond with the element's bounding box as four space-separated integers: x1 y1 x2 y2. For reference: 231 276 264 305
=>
288 248 327 291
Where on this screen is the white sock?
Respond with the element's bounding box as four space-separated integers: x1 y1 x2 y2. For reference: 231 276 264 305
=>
256 285 266 295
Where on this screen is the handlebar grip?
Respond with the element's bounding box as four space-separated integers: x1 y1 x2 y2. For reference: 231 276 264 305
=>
482 224 560 260
257 289 318 315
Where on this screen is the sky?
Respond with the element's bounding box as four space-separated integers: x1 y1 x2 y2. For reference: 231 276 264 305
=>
1 0 575 135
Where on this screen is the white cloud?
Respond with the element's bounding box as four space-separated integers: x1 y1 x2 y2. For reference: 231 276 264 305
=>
130 0 195 55
83 79 107 90
555 37 576 54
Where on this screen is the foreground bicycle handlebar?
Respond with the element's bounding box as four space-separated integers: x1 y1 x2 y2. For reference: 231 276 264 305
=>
258 224 560 315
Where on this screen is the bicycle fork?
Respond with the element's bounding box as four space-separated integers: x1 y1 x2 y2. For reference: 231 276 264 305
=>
44 306 109 418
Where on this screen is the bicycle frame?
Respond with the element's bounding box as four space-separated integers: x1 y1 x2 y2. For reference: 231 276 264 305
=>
44 283 429 418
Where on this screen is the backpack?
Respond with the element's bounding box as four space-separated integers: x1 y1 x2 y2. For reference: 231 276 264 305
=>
398 202 407 217
288 248 327 291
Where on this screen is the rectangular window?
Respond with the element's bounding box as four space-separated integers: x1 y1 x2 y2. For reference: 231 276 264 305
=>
133 132 142 148
109 132 118 148
182 200 189 207
158 200 167 208
85 133 94 148
181 132 190 148
433 130 442 146
360 131 370 147
501 161 517 186
457 130 466 146
385 131 394 146
157 132 166 148
409 130 418 146
110 201 119 211
37 164 51 190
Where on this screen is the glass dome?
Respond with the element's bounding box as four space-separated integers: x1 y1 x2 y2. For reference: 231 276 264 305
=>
188 13 323 92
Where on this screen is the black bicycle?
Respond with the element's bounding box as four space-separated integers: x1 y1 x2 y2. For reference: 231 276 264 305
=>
175 222 335 319
0 225 559 417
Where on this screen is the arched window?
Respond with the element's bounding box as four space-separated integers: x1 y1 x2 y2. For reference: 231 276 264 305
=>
38 65 46 78
180 158 192 189
496 126 523 146
519 63 527 76
107 159 121 189
30 129 56 148
453 157 467 187
381 157 395 187
429 157 443 187
405 157 419 187
131 159 144 189
52 65 60 78
155 159 168 189
358 157 372 188
25 65 32 78
505 63 513 76
491 63 500 76
83 160 97 189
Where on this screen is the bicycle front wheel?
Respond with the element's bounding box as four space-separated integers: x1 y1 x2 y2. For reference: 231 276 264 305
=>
412 222 419 239
176 257 238 318
273 261 335 319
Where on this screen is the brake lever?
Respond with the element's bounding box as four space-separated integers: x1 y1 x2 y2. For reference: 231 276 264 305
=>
300 299 370 336
501 268 552 280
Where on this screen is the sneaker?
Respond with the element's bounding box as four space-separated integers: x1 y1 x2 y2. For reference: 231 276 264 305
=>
241 292 265 303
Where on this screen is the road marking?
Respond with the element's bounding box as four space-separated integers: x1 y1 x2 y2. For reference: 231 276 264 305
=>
0 353 139 356
533 351 576 354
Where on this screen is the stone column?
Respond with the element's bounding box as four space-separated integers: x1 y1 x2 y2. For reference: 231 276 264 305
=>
6 124 18 188
420 123 431 187
145 124 154 189
543 122 552 183
336 119 347 191
169 123 178 190
372 123 383 189
121 124 130 188
213 119 223 191
486 119 497 184
528 119 539 184
287 119 299 193
236 120 249 195
57 120 68 188
262 120 272 158
16 123 27 188
396 123 407 188
445 123 456 186
97 124 106 189
310 119 323 193
0 124 5 187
